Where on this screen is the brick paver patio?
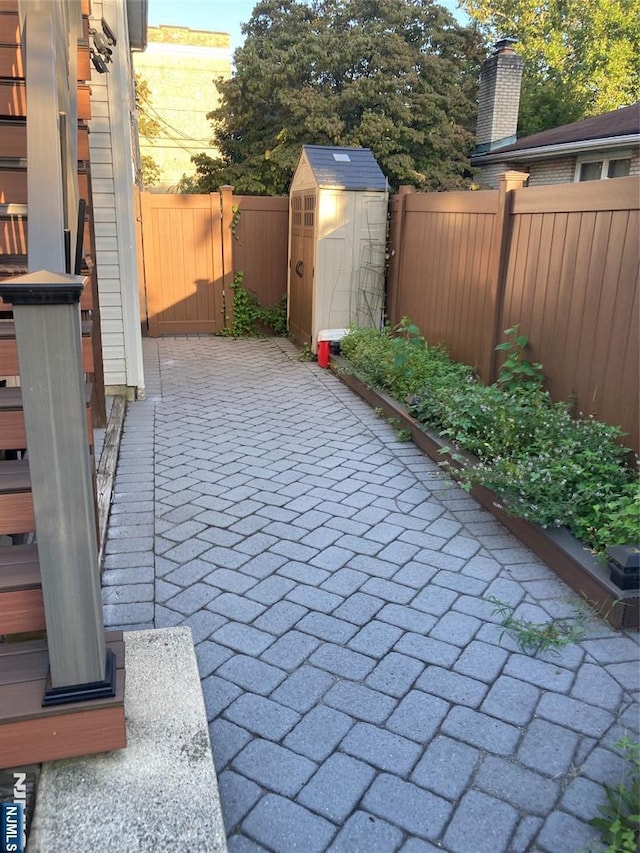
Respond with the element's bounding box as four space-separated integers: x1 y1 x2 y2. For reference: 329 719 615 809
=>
102 336 639 852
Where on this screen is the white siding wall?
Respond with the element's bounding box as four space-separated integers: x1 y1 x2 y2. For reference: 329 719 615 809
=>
88 0 144 393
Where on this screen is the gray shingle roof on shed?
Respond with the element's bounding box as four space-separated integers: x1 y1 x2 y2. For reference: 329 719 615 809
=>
302 145 387 191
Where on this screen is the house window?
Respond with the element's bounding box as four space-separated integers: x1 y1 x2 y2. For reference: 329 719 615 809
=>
575 154 631 182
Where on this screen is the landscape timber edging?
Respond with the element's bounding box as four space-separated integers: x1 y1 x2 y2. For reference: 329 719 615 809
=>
330 355 639 631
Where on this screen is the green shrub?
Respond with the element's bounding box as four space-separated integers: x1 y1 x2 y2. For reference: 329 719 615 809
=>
341 322 639 555
341 320 473 401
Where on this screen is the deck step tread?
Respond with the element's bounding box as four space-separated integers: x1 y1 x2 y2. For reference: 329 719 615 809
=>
0 318 92 338
0 457 29 493
0 383 92 410
0 635 124 721
0 543 39 589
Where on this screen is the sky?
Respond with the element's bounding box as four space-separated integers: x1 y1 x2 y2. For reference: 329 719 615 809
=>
147 1 468 55
147 1 256 51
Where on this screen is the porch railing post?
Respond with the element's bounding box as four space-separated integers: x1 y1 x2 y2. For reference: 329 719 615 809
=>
0 271 114 705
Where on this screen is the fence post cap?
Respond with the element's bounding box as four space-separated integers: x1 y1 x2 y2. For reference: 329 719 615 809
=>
497 170 529 190
0 270 84 305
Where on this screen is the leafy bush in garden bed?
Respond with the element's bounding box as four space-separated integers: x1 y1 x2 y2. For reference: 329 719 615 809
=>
340 321 639 556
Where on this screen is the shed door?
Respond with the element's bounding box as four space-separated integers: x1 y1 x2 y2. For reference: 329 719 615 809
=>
289 192 314 346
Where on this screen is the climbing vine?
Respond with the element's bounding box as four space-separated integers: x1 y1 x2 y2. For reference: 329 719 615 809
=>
223 271 287 337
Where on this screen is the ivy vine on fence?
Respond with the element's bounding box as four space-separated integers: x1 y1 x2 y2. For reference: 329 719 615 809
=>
223 271 287 338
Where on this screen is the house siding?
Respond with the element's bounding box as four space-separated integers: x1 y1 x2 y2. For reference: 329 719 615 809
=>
88 0 144 393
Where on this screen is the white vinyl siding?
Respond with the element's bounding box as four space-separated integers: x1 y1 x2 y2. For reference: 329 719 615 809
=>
88 0 144 392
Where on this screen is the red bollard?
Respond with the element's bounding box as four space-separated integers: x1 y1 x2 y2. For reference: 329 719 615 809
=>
317 339 330 368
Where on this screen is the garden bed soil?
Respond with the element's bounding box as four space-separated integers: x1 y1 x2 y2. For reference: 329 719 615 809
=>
330 355 639 630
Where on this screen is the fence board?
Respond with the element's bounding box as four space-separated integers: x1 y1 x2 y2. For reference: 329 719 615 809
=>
511 175 638 214
390 198 499 376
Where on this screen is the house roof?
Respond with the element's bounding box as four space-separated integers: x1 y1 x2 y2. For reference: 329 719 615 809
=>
302 145 387 191
472 102 640 164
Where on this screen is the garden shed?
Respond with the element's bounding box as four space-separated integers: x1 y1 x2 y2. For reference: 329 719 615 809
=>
288 145 388 351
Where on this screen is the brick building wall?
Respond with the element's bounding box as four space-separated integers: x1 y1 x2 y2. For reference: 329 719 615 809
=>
133 26 232 190
527 158 576 186
477 151 639 188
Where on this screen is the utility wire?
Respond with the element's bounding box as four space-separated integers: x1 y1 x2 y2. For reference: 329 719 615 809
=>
138 95 215 146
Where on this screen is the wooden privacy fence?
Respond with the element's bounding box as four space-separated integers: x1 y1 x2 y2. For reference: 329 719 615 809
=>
136 188 289 336
233 195 289 310
387 173 640 452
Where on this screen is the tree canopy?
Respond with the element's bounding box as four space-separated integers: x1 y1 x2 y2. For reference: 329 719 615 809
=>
459 0 640 136
182 0 484 195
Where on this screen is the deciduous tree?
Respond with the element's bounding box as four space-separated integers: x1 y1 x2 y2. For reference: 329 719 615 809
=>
184 0 483 194
460 0 640 136
135 73 161 187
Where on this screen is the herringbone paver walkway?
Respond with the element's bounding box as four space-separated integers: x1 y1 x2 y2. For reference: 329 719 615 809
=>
102 336 639 852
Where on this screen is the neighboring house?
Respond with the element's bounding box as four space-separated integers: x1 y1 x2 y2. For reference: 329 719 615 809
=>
133 25 232 190
88 0 146 397
471 40 640 188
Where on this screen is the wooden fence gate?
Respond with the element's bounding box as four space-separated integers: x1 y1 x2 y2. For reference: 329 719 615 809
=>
136 188 289 337
137 188 234 336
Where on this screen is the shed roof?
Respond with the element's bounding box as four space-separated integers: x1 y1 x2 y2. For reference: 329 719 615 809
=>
301 145 387 191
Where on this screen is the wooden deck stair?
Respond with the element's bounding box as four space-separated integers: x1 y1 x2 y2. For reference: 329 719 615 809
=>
0 544 43 634
0 384 93 449
0 318 95 373
0 632 126 768
0 384 94 635
0 0 126 770
0 458 33 535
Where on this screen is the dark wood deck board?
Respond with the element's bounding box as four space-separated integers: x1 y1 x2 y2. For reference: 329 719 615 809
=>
0 635 124 722
0 319 92 338
0 543 39 589
0 458 29 493
0 383 92 410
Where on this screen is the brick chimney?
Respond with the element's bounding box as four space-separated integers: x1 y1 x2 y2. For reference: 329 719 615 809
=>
474 39 524 155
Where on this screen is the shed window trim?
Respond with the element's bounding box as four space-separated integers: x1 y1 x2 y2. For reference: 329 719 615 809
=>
574 150 633 182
